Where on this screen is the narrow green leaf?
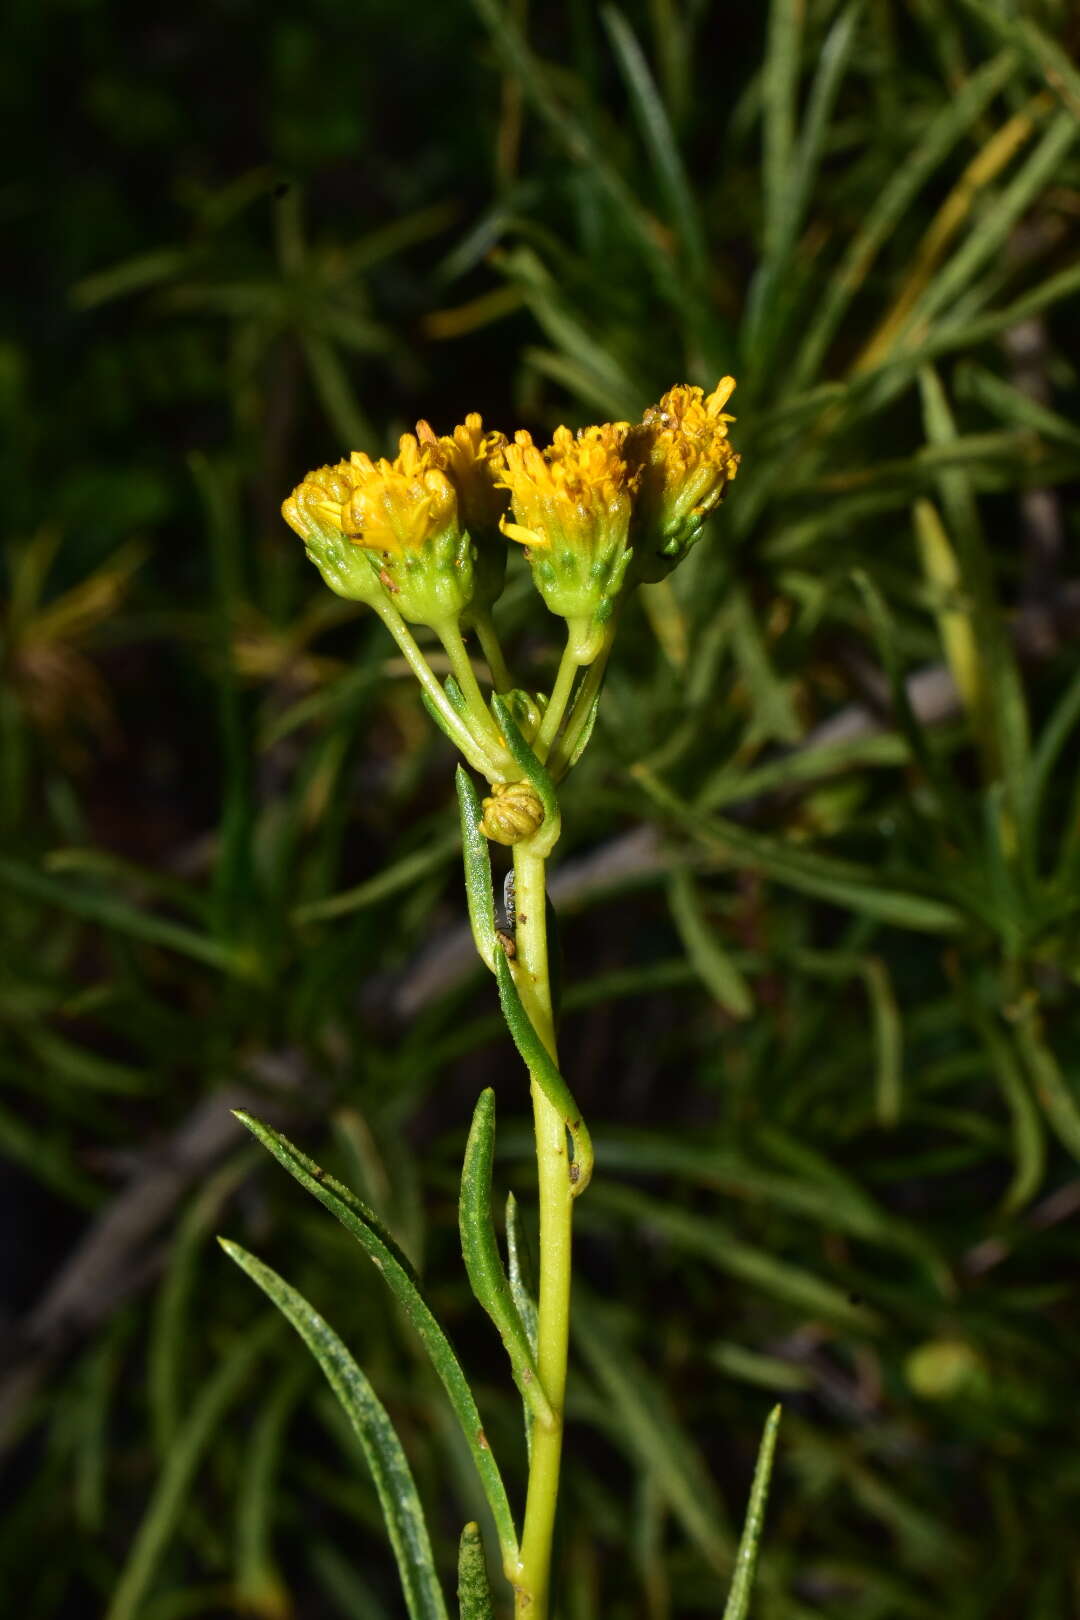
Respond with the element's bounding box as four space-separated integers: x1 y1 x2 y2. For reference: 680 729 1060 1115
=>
460 1090 555 1430
722 1406 782 1620
0 854 259 979
469 0 685 308
973 1013 1045 1215
302 332 377 451
494 950 593 1194
149 1154 254 1459
958 361 1080 450
105 1317 276 1620
490 694 561 856
914 112 1078 334
505 1193 539 1360
956 0 1080 122
233 1113 519 1569
572 1295 731 1574
727 583 800 743
457 1524 495 1620
709 1342 811 1394
589 1182 882 1332
1012 1004 1080 1168
235 1365 306 1617
456 768 498 971
220 1241 449 1620
633 765 963 933
600 5 709 288
761 0 803 265
791 49 1017 386
861 956 903 1128
293 832 458 925
668 866 753 1020
918 365 1030 814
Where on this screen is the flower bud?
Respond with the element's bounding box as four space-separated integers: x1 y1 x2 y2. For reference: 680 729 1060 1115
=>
626 378 739 584
495 422 637 664
481 780 546 846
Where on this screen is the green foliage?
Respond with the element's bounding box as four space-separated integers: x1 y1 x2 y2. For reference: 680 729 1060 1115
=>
4 0 1080 1615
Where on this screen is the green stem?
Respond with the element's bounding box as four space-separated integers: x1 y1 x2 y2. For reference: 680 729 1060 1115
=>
373 602 501 778
472 609 516 694
548 639 613 780
534 639 582 762
437 619 509 758
513 846 572 1620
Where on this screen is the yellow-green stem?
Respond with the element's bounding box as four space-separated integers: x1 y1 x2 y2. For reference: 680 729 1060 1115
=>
513 846 572 1620
548 638 612 780
373 603 500 778
437 619 508 757
534 640 581 762
472 610 516 694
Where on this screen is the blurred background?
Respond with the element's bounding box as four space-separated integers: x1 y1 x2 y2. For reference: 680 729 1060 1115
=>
3 0 1080 1615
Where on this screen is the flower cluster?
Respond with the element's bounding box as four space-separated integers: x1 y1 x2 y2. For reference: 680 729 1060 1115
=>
282 379 738 661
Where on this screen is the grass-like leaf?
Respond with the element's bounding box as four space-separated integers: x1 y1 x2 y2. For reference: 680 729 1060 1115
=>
105 1316 277 1620
232 1113 519 1569
722 1406 782 1620
456 1523 495 1620
494 950 593 1194
220 1239 449 1620
456 767 498 971
460 1089 555 1430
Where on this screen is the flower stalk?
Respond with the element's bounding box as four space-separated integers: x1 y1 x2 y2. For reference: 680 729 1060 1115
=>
271 380 741 1619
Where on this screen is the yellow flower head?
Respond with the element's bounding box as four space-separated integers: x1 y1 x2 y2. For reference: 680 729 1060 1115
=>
415 414 510 620
281 461 386 607
343 433 459 558
282 434 473 628
496 421 636 554
416 413 509 539
494 421 638 663
627 377 739 582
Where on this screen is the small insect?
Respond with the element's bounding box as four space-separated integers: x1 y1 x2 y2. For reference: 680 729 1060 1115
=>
502 870 517 934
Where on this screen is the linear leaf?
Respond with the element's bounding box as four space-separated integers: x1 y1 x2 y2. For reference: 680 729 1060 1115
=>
572 1295 731 1574
220 1241 449 1620
633 765 963 933
601 5 709 287
504 1193 539 1359
233 1113 519 1568
791 49 1017 386
457 1524 495 1620
668 866 753 1020
589 1183 882 1332
0 854 258 979
293 832 458 925
460 1090 555 1429
722 1407 782 1620
494 950 593 1194
456 768 498 971
1012 1005 1080 1168
105 1318 275 1620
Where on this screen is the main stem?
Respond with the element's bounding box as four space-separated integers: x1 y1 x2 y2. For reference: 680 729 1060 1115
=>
513 846 572 1620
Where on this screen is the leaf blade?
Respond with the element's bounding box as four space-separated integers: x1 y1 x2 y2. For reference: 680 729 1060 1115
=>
220 1240 449 1620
